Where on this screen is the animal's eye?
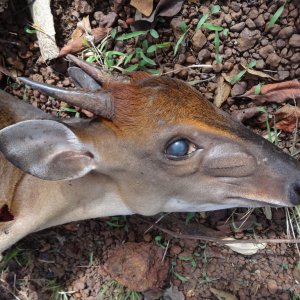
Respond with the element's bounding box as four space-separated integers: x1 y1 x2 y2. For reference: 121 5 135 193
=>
165 139 197 159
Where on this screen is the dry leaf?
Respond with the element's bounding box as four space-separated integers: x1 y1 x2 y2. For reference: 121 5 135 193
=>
214 76 231 108
223 237 267 255
274 104 300 132
76 16 92 34
241 64 276 80
59 27 111 57
164 284 185 300
234 80 300 103
231 107 263 123
130 0 154 16
210 288 238 300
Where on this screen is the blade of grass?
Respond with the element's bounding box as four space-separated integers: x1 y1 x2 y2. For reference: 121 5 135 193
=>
267 3 285 28
116 31 147 40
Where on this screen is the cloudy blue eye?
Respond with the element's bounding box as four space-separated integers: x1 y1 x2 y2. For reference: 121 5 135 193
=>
165 139 197 159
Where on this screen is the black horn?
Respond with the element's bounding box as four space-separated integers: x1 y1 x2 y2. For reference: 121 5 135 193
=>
19 77 114 119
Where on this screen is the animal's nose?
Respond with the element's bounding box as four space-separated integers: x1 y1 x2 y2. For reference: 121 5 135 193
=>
289 182 300 205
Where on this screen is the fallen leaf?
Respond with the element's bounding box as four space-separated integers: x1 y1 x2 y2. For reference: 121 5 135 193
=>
210 288 238 300
0 204 14 222
214 76 231 107
223 237 267 255
233 80 300 103
274 104 300 132
76 16 92 35
131 0 184 30
59 27 111 57
231 106 264 123
130 0 154 17
164 284 185 300
241 64 276 80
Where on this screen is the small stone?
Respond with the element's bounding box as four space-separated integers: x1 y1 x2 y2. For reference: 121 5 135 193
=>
270 24 281 35
259 44 275 59
197 49 211 62
255 59 266 69
267 279 278 294
261 38 269 46
143 233 152 242
186 55 196 64
245 18 256 29
170 16 183 39
248 8 259 19
170 245 182 255
230 22 245 32
191 30 207 51
278 26 294 39
237 37 258 52
254 14 265 27
276 39 286 49
266 53 281 67
212 61 223 73
231 81 247 97
278 70 290 80
224 14 232 24
290 52 300 63
230 1 240 12
177 53 186 64
174 64 188 79
289 34 300 47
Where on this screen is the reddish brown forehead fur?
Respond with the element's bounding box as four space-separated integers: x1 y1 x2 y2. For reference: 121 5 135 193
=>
102 73 229 135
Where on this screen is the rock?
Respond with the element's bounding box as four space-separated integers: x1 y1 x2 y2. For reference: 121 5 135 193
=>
231 81 247 97
245 18 256 29
174 64 188 79
270 24 281 35
170 245 182 255
290 52 300 63
224 14 232 24
237 36 258 52
230 1 240 12
266 53 281 67
177 53 186 64
186 55 196 64
256 59 266 69
231 22 245 32
278 26 294 39
191 29 207 51
248 8 259 19
212 61 223 73
276 39 286 49
170 17 183 40
267 279 278 294
289 34 300 47
259 44 275 59
197 48 211 62
254 14 265 27
278 70 290 80
261 38 269 46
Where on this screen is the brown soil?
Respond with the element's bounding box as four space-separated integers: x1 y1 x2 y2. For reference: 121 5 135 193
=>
0 0 300 299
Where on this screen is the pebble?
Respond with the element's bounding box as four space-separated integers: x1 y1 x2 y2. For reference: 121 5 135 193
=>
191 29 207 51
260 38 269 46
267 279 278 294
259 44 275 59
174 64 188 79
248 8 259 20
290 52 300 63
278 26 294 39
270 24 281 35
289 34 300 47
237 36 258 52
170 245 182 255
186 55 196 64
276 39 286 49
254 14 265 27
231 22 245 32
278 70 290 80
170 16 183 40
230 1 240 12
197 48 211 62
245 18 256 29
231 81 247 97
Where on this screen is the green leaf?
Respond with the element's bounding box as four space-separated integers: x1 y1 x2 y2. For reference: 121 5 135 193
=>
105 50 127 57
106 221 123 227
60 107 78 113
203 23 224 31
229 69 247 85
254 83 262 95
223 28 229 37
156 42 171 48
173 32 186 56
24 26 37 34
173 271 189 283
211 5 221 14
196 13 209 30
140 51 156 65
116 30 147 40
247 59 257 68
150 28 159 38
185 212 196 224
124 64 139 72
124 53 134 65
181 21 188 33
85 56 96 63
216 54 222 64
267 4 285 28
110 28 117 39
147 45 157 53
142 39 149 51
147 68 160 75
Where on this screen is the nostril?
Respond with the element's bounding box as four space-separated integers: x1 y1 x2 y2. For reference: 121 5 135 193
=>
289 183 300 205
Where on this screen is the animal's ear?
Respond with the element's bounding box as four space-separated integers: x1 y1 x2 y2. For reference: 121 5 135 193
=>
0 120 98 180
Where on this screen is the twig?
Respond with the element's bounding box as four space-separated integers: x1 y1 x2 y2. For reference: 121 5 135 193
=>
139 217 300 244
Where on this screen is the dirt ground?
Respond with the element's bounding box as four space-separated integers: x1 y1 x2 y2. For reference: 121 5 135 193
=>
0 0 300 299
